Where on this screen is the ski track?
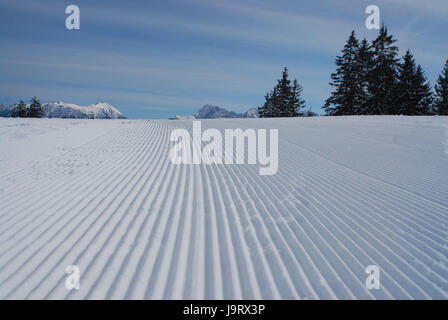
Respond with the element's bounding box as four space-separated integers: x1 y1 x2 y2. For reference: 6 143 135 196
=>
0 116 447 299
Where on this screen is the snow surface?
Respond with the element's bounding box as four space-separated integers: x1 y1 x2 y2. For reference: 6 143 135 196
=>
0 116 447 299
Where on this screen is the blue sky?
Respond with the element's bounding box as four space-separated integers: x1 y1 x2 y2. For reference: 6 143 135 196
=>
0 0 447 118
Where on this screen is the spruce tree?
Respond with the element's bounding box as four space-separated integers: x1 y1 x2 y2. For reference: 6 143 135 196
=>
433 59 448 115
277 67 293 117
355 38 373 115
413 65 433 115
395 50 418 115
28 97 43 118
289 79 305 116
259 67 305 117
11 100 27 118
259 91 275 118
367 26 399 115
271 87 281 117
395 51 432 115
324 31 363 115
258 93 270 118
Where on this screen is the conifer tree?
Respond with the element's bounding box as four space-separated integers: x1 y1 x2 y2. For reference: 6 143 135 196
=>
259 90 276 118
10 100 27 118
259 67 305 117
392 50 433 115
413 65 433 115
258 93 270 118
28 97 43 118
394 50 418 115
271 87 281 117
324 31 364 115
277 67 293 117
355 38 373 115
433 59 448 115
289 79 306 116
367 26 399 115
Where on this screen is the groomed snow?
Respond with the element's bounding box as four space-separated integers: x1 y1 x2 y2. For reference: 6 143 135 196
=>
0 116 447 299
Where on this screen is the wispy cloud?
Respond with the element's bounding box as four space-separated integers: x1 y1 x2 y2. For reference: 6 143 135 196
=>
0 0 447 118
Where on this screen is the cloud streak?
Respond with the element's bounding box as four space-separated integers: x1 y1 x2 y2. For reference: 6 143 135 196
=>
0 0 447 118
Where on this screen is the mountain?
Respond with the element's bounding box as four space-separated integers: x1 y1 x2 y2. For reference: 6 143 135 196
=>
193 104 258 119
0 103 14 117
0 101 126 119
168 115 196 120
42 102 126 119
194 104 240 119
242 107 259 118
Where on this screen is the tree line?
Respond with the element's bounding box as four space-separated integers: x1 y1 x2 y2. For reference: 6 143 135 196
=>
259 26 448 117
10 97 43 118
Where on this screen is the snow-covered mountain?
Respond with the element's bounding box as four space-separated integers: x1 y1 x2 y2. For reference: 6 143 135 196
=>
0 103 14 117
194 104 240 119
194 104 258 119
242 107 259 118
0 101 126 119
42 102 126 119
168 115 196 120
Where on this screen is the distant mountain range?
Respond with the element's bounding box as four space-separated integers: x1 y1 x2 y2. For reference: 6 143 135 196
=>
0 101 126 119
170 104 258 120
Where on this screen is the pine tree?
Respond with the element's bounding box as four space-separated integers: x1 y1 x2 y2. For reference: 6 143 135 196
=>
394 51 432 115
289 79 306 116
355 38 373 115
260 88 280 118
277 67 293 117
28 97 43 118
258 93 270 118
395 50 418 115
367 26 399 115
433 59 448 115
413 65 433 115
259 67 305 117
10 100 27 118
324 31 364 115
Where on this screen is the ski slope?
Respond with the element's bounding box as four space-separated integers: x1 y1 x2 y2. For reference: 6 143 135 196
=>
0 116 447 299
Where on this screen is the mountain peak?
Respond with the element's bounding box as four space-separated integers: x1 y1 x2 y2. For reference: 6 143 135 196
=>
194 104 258 119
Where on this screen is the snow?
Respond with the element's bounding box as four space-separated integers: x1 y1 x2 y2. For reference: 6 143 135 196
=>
194 105 258 119
0 102 126 119
42 102 126 119
0 118 123 173
0 116 447 299
242 107 259 118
